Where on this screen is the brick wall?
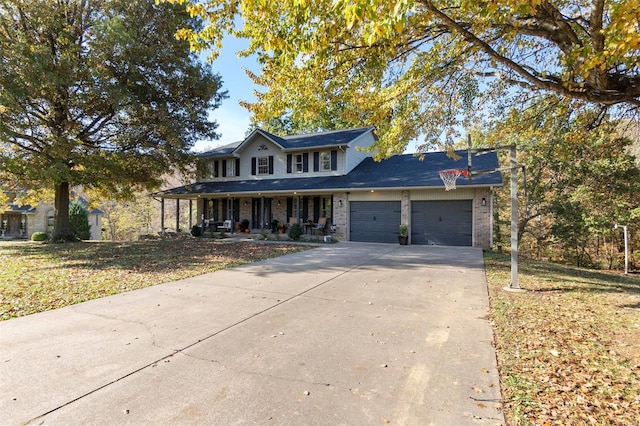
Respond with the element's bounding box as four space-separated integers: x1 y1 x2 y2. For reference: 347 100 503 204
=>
473 188 492 249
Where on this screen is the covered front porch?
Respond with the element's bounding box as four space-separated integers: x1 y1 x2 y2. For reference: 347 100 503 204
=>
155 192 340 238
0 205 34 239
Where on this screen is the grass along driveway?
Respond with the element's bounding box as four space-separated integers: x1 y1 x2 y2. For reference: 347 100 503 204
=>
485 251 640 425
0 239 310 320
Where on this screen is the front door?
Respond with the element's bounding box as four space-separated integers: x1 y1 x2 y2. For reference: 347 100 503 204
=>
6 214 22 236
252 198 272 229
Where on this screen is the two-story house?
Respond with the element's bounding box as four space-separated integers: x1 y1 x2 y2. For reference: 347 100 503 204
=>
155 126 503 248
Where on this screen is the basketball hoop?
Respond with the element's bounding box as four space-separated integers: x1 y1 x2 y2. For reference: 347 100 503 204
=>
438 169 468 191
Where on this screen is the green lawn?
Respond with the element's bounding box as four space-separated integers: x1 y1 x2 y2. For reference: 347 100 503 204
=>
0 238 309 320
484 251 640 425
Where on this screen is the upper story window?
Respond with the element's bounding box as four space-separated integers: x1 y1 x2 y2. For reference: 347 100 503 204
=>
287 153 308 174
226 160 235 177
257 157 269 175
203 160 218 178
313 150 337 172
319 151 331 171
251 156 274 175
294 154 304 173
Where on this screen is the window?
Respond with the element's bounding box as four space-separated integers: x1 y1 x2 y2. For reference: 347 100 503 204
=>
257 157 269 175
294 154 304 173
320 197 332 219
319 151 331 171
46 209 55 233
252 156 273 175
206 161 216 178
227 160 235 177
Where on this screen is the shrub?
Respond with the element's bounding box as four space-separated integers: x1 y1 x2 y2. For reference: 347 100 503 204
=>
31 232 47 242
191 225 203 237
69 200 91 240
288 223 303 241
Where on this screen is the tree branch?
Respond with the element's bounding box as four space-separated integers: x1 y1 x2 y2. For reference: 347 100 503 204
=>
418 0 640 107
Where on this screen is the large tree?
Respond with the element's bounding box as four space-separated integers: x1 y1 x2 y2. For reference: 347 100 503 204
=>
0 0 226 241
166 0 639 154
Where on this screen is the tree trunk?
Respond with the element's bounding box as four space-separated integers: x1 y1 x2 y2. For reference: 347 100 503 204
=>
51 181 76 242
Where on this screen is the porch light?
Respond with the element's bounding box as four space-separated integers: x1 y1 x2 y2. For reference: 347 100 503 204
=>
481 197 487 206
338 200 343 208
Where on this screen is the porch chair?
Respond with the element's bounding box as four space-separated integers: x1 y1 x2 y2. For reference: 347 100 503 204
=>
312 217 327 236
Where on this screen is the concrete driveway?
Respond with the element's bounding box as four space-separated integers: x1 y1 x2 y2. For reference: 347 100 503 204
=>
1 242 504 425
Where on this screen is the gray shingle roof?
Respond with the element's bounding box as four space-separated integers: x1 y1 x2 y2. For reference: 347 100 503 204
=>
4 203 35 213
197 126 375 158
279 127 375 149
155 150 503 197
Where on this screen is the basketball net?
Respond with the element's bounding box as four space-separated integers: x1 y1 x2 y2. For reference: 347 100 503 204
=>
438 169 468 191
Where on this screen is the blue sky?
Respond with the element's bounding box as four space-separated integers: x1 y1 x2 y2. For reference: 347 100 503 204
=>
195 35 258 152
196 35 422 154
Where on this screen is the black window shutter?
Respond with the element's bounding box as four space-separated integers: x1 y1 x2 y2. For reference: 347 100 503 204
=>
235 158 240 176
222 159 227 177
331 150 338 171
303 153 309 172
268 156 274 174
286 154 292 173
313 152 319 172
214 160 219 177
251 157 256 175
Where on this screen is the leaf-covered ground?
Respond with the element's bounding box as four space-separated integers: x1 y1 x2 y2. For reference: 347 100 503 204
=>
0 239 310 320
484 251 640 425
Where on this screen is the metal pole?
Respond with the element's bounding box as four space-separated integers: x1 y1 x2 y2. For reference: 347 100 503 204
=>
615 224 629 274
230 198 234 234
175 199 180 232
509 145 520 289
160 198 165 237
467 135 473 179
189 200 192 231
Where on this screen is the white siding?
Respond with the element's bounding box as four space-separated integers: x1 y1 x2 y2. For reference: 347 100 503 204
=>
241 136 287 179
345 131 376 174
200 135 352 182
